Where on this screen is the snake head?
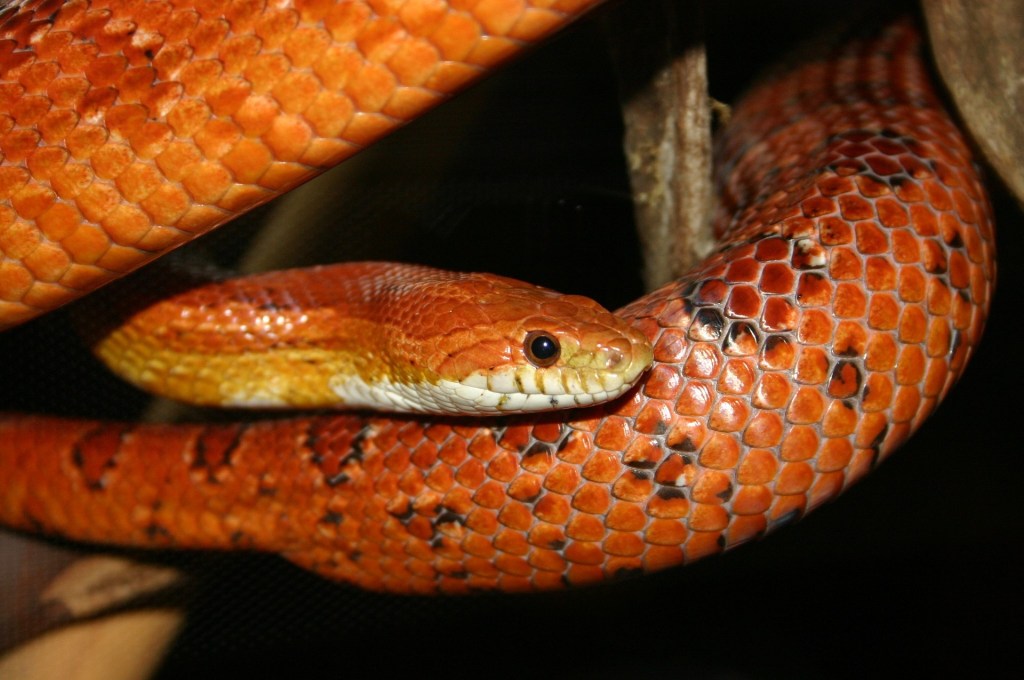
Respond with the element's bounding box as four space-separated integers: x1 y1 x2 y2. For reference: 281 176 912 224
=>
88 263 653 415
373 271 655 415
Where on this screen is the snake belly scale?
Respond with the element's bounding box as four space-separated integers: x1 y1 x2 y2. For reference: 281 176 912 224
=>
0 2 997 594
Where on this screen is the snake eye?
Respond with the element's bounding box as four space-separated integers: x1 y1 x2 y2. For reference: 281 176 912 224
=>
524 331 560 368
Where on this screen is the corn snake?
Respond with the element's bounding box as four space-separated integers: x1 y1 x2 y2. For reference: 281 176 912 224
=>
0 0 999 599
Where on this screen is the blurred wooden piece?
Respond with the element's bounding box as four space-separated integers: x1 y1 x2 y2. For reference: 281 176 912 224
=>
0 608 182 680
923 0 1024 208
608 0 713 291
0 534 187 680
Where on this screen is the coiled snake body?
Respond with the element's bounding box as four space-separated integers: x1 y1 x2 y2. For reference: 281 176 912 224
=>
0 2 996 593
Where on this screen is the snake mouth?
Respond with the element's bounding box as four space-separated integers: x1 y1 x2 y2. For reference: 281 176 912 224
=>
437 340 654 414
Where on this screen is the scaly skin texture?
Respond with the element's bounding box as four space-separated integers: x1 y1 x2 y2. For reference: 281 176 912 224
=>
0 10 996 593
0 0 605 328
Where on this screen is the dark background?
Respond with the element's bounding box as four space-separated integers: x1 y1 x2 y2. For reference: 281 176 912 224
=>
1 1 1020 677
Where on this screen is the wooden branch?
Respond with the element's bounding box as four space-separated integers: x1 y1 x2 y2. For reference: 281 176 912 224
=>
606 0 713 291
923 0 1024 208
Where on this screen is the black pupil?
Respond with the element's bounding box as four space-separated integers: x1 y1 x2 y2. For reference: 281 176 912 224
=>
530 335 558 360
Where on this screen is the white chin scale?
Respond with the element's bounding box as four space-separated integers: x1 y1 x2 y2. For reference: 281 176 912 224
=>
329 366 631 416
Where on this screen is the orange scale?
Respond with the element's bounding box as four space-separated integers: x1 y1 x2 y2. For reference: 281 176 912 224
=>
563 541 605 566
948 249 971 290
717 358 756 396
454 458 486 489
603 532 645 557
797 308 834 345
561 564 604 587
774 461 814 495
865 332 898 371
725 284 762 318
507 474 542 503
892 385 921 423
819 215 853 245
854 412 889 451
862 373 894 412
760 261 796 294
801 194 836 217
690 470 733 505
896 345 926 385
731 485 772 515
822 400 858 437
854 174 891 201
808 471 845 510
817 175 855 197
527 522 567 549
464 507 498 536
694 278 729 305
647 489 689 519
868 293 900 330
898 305 927 344
531 421 564 444
709 397 749 433
795 347 830 385
675 380 713 416
728 515 768 546
754 237 791 261
865 256 897 291
519 444 553 474
580 450 622 484
833 320 867 356
769 494 807 525
494 553 532 577
542 463 581 495
594 416 632 451
688 503 729 532
922 357 949 398
696 432 737 471
528 548 568 573
759 335 796 370
611 471 654 503
725 257 761 282
644 518 688 546
875 199 911 231
683 530 722 561
951 290 974 331
897 266 926 303
761 296 797 331
533 493 571 524
654 452 695 488
909 202 938 236
493 529 530 556
606 502 648 532
752 373 791 410
653 327 688 363
641 545 683 573
424 462 456 493
829 247 863 280
855 222 889 257
737 448 778 485
405 516 434 541
743 411 784 448
497 502 532 531
787 386 826 424
684 343 722 379
622 437 664 470
566 514 606 542
634 401 674 435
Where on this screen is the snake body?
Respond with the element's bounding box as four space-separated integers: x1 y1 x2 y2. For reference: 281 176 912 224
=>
0 2 996 593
